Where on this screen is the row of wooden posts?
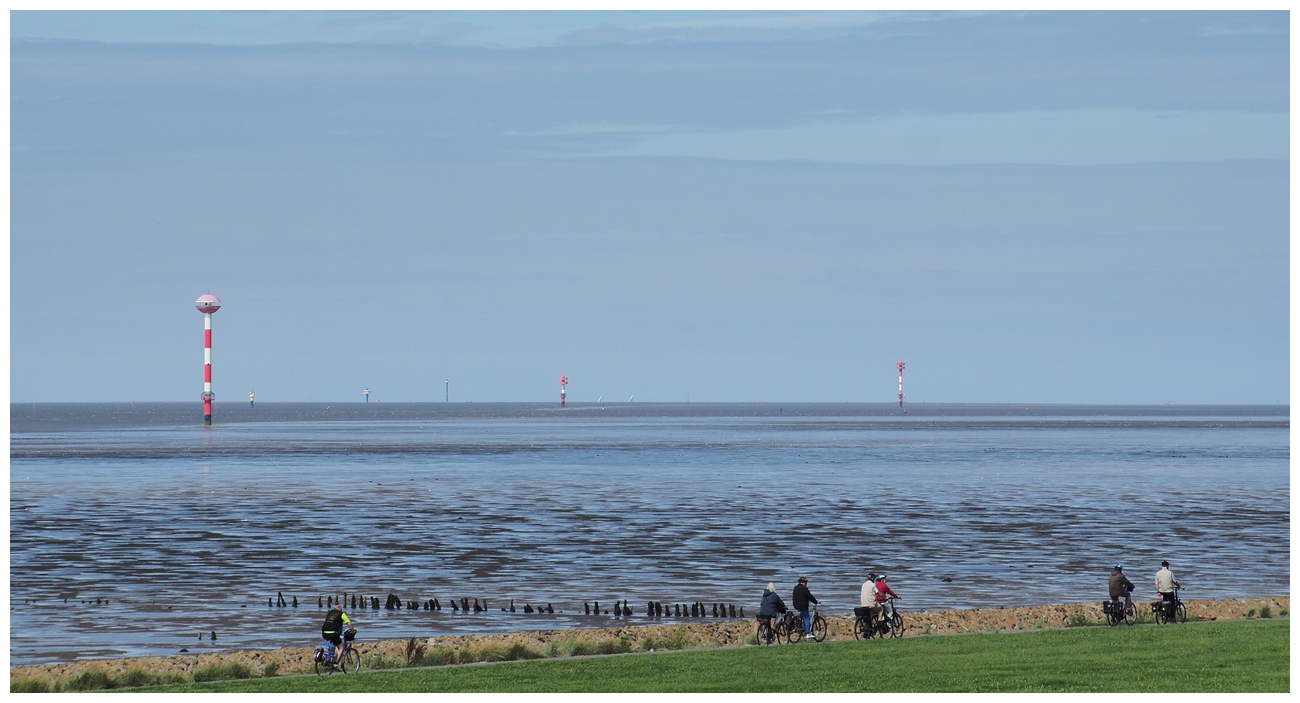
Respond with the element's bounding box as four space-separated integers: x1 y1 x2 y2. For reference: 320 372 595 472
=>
267 592 744 619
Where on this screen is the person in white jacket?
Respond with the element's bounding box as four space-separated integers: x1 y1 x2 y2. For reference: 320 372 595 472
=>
860 572 879 607
1155 560 1181 605
860 572 880 623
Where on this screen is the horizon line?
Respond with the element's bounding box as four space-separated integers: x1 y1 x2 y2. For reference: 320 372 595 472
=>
9 400 1289 407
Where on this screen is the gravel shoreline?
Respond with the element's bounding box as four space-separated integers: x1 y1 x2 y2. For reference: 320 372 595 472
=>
11 596 1288 689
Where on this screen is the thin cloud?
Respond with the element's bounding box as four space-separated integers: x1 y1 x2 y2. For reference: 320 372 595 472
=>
1199 25 1288 37
553 10 985 46
509 123 678 137
592 109 1288 166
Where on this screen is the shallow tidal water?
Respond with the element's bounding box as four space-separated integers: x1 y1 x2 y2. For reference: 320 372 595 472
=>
9 402 1289 665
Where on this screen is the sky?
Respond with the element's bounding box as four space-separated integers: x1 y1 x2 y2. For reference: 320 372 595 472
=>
9 10 1290 404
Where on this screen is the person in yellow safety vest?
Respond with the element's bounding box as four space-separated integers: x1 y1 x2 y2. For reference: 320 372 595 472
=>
320 604 354 664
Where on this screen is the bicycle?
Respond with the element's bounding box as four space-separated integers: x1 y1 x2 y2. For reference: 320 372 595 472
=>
852 606 873 640
314 629 361 674
1153 586 1187 625
855 597 903 638
757 610 804 645
779 610 803 643
788 604 828 643
879 597 903 638
1103 596 1137 627
808 603 828 642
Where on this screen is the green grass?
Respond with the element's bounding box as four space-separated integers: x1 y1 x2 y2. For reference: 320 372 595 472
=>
127 619 1287 693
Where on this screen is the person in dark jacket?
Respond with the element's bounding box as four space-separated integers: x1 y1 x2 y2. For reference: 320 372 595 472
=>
1108 564 1135 612
792 577 819 638
759 582 787 626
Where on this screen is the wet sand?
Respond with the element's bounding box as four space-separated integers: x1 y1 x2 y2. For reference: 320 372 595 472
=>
11 596 1287 688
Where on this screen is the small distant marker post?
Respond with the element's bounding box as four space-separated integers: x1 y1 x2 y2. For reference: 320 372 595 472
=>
249 390 254 408
364 388 370 403
897 361 906 407
195 293 221 426
559 376 568 407
445 379 449 403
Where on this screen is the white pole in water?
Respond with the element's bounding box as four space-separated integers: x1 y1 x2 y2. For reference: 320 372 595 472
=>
445 379 448 402
897 361 905 407
559 375 567 407
195 293 221 426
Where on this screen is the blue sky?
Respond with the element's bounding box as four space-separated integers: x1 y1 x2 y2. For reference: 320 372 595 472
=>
10 11 1289 403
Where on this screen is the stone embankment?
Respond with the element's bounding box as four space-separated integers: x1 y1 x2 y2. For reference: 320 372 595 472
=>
11 597 1287 689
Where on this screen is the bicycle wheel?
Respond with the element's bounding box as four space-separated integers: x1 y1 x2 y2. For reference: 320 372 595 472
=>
786 615 804 643
853 617 869 640
1153 603 1167 625
314 660 324 676
889 612 904 638
757 621 773 645
812 615 828 642
1175 602 1187 623
341 647 361 674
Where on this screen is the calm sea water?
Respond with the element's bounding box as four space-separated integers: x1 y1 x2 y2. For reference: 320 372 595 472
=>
10 402 1289 665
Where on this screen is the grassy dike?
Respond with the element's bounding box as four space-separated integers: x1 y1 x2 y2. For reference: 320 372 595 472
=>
131 619 1286 693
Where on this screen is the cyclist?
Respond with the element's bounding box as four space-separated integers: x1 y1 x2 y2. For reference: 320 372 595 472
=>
1109 564 1135 613
1155 560 1181 607
873 574 899 629
859 572 880 629
321 604 355 666
792 577 820 638
860 572 878 612
759 582 787 632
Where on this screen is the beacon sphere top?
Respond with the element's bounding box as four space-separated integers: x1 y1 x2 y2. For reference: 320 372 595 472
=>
195 293 221 314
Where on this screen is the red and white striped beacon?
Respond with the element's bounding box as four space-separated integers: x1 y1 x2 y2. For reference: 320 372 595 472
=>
559 375 568 407
897 361 905 407
196 293 221 426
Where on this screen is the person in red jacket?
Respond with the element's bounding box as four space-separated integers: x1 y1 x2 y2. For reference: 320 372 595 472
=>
874 575 899 628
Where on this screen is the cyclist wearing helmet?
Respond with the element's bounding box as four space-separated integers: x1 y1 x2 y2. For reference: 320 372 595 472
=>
874 574 899 628
321 604 355 664
860 572 879 608
1109 564 1135 612
792 577 820 638
861 572 881 628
